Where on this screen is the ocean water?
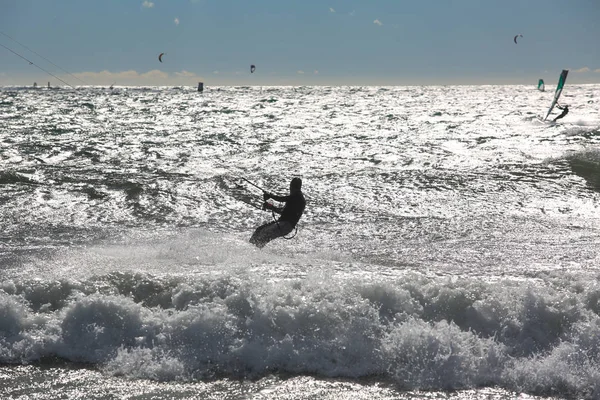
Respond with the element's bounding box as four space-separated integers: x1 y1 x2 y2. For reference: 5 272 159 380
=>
0 84 599 399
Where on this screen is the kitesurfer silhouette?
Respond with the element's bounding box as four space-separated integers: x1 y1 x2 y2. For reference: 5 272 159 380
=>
249 177 305 249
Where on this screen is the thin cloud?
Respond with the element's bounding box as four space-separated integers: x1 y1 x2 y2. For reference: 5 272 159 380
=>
142 1 154 8
76 70 168 81
141 70 170 80
595 69 600 73
297 70 305 75
76 70 139 80
72 70 203 85
174 17 180 26
329 7 335 13
213 70 220 74
349 10 356 16
175 70 198 78
373 19 383 26
573 67 590 73
314 70 319 75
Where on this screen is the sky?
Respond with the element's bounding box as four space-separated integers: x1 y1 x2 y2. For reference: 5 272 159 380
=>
1 0 599 86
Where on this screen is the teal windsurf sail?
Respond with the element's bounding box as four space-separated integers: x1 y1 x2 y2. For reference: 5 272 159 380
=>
544 70 568 121
537 79 545 91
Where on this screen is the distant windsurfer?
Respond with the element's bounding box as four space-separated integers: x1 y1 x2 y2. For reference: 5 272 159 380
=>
250 177 306 249
553 103 569 122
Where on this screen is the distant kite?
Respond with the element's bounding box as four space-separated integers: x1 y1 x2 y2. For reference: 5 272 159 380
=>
250 64 256 73
514 34 523 44
158 53 165 62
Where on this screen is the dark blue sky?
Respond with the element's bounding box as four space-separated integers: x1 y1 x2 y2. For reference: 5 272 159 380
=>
1 0 599 85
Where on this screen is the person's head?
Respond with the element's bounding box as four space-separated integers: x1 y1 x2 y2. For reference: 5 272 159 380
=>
290 177 302 193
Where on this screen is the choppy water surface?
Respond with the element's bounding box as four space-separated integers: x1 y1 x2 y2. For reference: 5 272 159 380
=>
1 85 600 399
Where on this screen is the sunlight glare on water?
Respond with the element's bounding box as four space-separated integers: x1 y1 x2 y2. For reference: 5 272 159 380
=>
0 84 599 399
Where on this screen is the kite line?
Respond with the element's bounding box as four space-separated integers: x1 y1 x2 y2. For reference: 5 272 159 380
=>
0 31 88 86
0 41 75 88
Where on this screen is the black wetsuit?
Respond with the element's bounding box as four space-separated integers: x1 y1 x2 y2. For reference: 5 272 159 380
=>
249 191 305 248
270 191 306 227
553 105 569 122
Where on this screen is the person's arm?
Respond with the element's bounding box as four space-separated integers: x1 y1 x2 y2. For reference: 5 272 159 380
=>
263 202 283 214
270 194 289 202
264 192 290 202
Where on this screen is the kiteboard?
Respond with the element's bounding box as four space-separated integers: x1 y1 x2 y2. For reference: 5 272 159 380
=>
536 115 556 125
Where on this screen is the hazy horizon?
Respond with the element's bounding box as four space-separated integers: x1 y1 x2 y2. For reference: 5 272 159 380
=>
2 70 600 88
2 77 600 88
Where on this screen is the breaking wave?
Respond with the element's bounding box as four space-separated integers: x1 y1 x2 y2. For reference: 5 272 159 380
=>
0 266 599 398
567 148 600 191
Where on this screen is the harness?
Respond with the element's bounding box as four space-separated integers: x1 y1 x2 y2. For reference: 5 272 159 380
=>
271 208 299 240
